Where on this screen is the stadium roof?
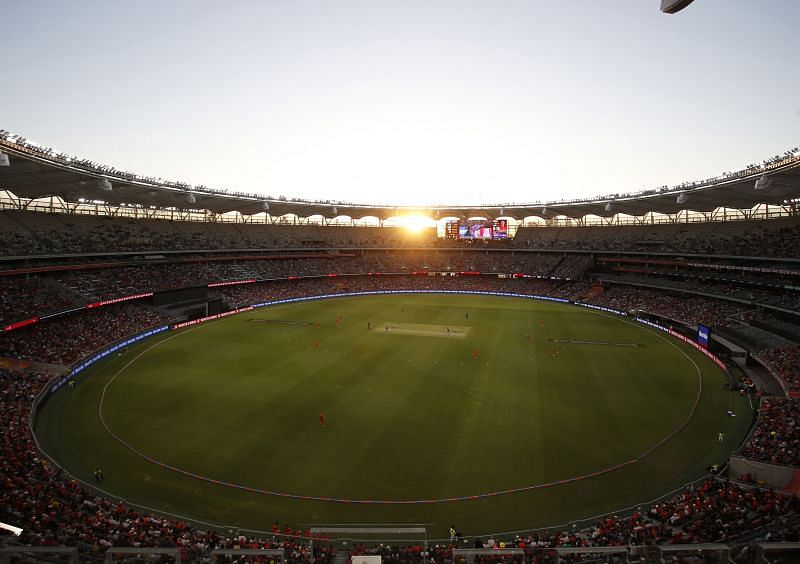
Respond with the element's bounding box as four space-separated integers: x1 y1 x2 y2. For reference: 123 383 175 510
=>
1 132 799 221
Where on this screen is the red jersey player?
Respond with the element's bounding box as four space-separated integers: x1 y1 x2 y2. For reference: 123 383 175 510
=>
319 412 326 427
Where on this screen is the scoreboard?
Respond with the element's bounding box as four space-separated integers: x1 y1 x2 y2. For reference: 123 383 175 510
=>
445 221 460 239
445 219 508 240
493 219 508 239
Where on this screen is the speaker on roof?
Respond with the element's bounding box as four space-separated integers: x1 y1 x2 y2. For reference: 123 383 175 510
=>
754 175 773 191
0 152 9 167
332 206 338 215
263 200 270 211
677 193 688 204
187 192 196 204
98 178 112 191
660 0 695 14
541 207 548 215
604 202 613 212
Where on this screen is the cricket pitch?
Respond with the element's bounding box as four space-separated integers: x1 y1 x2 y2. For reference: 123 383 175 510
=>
375 322 471 338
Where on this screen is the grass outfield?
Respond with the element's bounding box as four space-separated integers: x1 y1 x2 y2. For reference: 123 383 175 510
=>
35 293 752 538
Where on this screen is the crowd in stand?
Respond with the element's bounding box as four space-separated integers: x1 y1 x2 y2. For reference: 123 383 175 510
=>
213 276 576 310
739 397 800 467
0 211 441 255
680 223 800 258
758 346 800 393
512 218 800 259
346 479 800 552
600 273 800 313
0 304 169 365
2 208 800 258
55 257 368 302
479 480 797 547
0 277 79 326
0 253 591 324
584 285 755 328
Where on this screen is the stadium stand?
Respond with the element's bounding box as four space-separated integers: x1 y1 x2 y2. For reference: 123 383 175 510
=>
0 304 169 365
2 135 800 561
2 209 800 256
738 397 800 467
0 211 439 255
757 346 800 393
513 217 800 258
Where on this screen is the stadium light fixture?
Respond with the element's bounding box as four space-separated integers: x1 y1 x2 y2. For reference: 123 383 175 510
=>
0 152 9 166
0 521 23 536
98 178 112 191
660 0 695 14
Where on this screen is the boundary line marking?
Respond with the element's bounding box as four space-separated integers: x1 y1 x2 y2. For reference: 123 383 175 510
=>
95 292 707 505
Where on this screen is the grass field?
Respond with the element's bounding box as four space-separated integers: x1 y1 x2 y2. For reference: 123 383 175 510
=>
35 293 753 538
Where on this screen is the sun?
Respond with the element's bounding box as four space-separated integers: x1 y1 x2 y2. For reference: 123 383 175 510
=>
397 215 435 234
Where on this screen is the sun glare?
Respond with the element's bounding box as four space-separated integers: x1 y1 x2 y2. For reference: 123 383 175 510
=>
397 215 436 234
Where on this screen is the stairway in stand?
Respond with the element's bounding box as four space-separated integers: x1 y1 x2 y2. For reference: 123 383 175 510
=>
332 550 349 564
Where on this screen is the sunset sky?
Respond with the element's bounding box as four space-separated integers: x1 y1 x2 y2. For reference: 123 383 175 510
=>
2 0 798 206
